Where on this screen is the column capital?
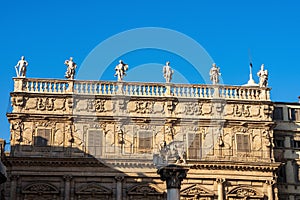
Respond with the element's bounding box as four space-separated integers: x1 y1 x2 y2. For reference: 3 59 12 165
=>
63 174 72 181
265 179 276 186
216 178 226 184
9 174 19 181
115 176 124 182
157 164 189 189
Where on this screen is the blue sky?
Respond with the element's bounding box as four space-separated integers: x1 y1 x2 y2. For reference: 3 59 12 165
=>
1 1 300 145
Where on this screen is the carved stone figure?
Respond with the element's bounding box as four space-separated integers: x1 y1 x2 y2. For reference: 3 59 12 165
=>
114 60 128 81
257 64 268 87
15 56 28 77
209 63 221 84
163 61 174 83
64 57 77 79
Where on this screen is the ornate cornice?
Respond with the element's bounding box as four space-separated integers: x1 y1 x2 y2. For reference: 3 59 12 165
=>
189 161 280 172
4 157 106 168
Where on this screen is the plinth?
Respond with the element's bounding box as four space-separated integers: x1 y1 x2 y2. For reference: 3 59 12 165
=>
157 164 189 200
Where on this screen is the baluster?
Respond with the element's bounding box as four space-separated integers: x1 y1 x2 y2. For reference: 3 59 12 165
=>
208 87 212 98
194 87 198 97
62 83 66 93
29 81 33 92
203 87 206 98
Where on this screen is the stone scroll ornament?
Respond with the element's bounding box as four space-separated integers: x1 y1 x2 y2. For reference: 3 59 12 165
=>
14 56 28 77
64 57 77 79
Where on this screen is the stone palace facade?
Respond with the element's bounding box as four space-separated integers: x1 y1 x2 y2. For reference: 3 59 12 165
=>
1 73 300 199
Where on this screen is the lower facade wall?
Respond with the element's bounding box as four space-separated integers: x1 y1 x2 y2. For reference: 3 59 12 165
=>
2 166 280 200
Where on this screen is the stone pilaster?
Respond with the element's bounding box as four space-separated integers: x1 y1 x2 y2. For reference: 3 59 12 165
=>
63 175 72 200
157 164 188 200
216 178 225 200
10 174 19 200
266 180 275 200
115 176 124 200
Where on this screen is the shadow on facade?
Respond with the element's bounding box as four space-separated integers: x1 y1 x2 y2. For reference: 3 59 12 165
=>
3 143 166 200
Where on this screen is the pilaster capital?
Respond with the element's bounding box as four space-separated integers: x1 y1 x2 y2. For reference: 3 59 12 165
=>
63 175 72 181
216 178 226 184
265 179 275 186
115 176 124 182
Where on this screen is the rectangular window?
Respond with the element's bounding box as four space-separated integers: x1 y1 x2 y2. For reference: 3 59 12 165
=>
34 128 51 146
188 133 201 159
138 131 152 153
236 134 250 152
288 108 300 121
275 138 285 148
87 130 102 157
293 140 300 149
278 166 286 183
289 108 296 121
273 107 283 120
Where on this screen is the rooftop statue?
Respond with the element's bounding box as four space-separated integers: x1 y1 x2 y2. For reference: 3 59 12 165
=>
163 61 174 83
64 57 77 80
114 60 128 81
14 56 28 77
209 63 221 84
257 64 268 87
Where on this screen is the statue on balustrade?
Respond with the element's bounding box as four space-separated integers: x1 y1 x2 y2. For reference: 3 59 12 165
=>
257 64 268 87
15 56 28 77
115 60 128 81
64 57 77 79
209 63 221 84
163 61 174 83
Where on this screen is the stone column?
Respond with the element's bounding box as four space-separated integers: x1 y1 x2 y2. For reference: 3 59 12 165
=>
157 164 189 200
10 175 19 200
115 176 124 200
63 175 72 200
266 180 275 200
216 178 225 200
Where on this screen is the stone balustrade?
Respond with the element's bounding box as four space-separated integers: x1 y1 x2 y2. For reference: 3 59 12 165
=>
14 78 270 101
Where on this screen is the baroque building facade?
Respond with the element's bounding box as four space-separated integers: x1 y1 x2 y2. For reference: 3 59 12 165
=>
2 75 298 200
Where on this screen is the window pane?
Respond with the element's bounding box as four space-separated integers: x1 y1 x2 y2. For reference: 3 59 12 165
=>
273 107 283 120
34 128 51 146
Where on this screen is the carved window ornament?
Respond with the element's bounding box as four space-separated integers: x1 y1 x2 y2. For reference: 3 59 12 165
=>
180 184 214 198
22 182 59 194
227 187 263 199
128 184 164 197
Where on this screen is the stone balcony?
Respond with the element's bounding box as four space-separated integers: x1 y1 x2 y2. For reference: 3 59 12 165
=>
13 77 270 101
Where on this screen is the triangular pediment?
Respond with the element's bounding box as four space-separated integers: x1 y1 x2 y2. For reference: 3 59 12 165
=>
181 184 213 196
22 182 59 194
128 184 164 195
76 182 111 194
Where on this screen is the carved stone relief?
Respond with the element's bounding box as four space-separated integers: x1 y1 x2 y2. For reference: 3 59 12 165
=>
128 101 154 114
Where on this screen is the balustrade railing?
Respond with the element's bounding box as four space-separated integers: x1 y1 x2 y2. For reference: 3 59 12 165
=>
14 78 270 101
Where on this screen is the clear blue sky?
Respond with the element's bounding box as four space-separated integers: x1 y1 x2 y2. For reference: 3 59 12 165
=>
1 1 300 145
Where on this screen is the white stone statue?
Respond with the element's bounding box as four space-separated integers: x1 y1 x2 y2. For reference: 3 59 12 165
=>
163 61 174 83
64 57 77 79
114 60 128 81
257 64 268 87
209 63 221 84
15 56 28 77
